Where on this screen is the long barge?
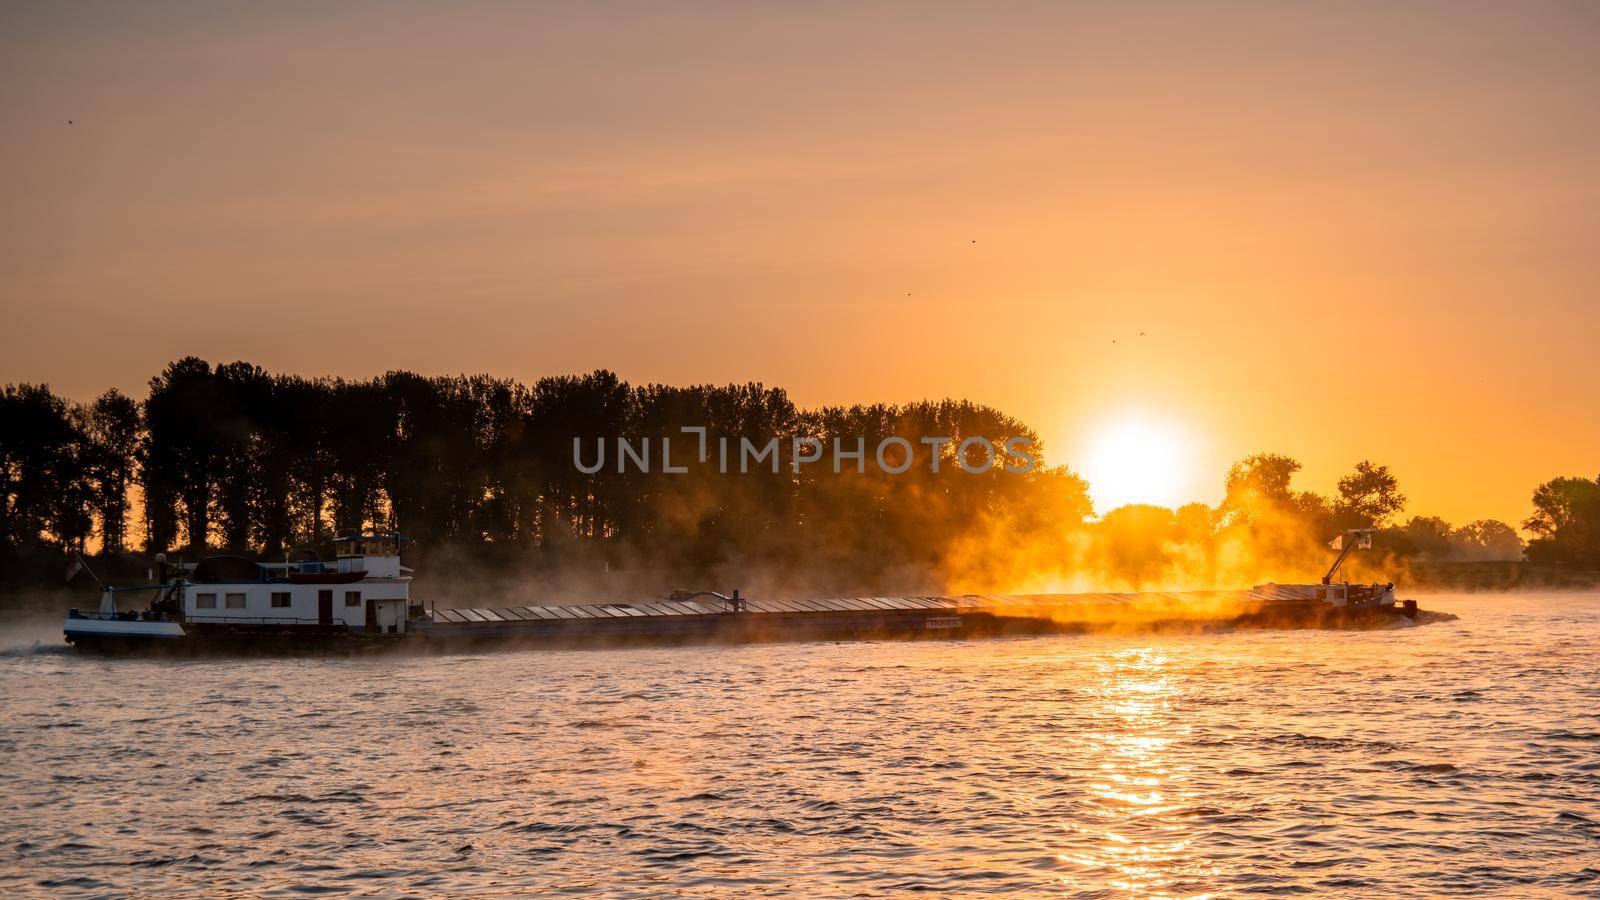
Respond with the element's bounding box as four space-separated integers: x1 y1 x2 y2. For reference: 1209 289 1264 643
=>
62 532 1426 654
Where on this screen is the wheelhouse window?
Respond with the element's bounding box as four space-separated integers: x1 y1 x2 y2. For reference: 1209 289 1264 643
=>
337 536 397 557
225 592 247 609
195 593 217 609
270 592 291 608
345 590 361 607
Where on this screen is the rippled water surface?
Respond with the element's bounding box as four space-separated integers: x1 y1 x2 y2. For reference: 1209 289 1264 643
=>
3 592 1598 897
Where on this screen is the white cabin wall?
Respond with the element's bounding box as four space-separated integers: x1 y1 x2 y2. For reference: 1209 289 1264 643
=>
183 579 410 630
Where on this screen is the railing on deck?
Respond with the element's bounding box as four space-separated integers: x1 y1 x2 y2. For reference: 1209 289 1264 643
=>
67 609 174 622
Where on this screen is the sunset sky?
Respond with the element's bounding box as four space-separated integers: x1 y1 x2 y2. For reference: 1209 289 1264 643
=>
3 1 1598 527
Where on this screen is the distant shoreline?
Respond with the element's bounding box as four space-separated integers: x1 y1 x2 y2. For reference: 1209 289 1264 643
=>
1400 561 1600 593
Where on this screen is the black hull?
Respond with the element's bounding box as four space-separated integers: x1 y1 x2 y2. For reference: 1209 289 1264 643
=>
65 622 397 657
1233 602 1416 629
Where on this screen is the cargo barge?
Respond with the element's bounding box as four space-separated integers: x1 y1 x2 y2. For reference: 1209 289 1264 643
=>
62 531 1425 654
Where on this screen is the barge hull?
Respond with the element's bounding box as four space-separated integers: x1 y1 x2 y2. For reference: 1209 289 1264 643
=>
67 587 1422 654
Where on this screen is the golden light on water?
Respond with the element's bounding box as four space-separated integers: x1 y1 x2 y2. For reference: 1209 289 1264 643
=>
1058 647 1218 899
1079 415 1202 514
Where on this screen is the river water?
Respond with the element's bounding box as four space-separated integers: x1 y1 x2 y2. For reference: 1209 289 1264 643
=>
2 592 1597 897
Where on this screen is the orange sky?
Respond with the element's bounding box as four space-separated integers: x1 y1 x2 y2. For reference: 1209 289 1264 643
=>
3 1 1598 528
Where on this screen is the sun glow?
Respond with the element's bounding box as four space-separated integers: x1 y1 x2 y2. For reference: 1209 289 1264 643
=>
1080 414 1198 514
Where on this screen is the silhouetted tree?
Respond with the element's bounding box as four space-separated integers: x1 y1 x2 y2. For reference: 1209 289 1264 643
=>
1450 519 1524 561
1335 460 1406 528
1097 504 1180 588
77 389 141 554
1395 515 1453 561
1524 476 1600 567
1221 453 1303 524
143 358 221 552
0 384 87 551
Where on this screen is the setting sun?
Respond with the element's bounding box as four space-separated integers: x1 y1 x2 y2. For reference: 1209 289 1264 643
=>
1080 415 1199 514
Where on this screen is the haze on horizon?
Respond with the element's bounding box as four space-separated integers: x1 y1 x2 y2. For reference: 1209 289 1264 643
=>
3 0 1598 528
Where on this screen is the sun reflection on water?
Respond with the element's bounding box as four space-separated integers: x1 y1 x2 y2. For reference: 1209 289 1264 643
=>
1058 647 1218 899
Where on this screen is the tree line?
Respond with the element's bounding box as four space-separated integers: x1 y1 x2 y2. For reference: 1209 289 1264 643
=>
0 358 1592 596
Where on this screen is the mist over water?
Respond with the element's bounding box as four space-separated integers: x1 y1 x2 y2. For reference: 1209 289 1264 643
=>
2 593 1597 896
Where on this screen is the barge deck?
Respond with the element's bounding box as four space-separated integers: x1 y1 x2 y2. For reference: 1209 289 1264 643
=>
414 585 1406 647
